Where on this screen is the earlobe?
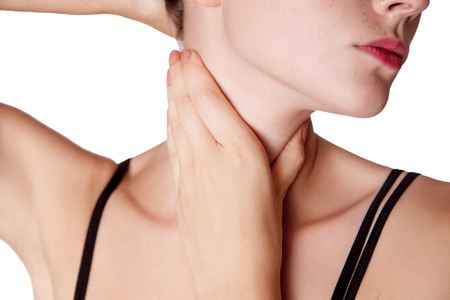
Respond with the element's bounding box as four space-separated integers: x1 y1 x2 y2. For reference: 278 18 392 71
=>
194 0 221 7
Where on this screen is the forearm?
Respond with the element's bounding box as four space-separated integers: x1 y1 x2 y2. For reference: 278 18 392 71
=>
0 0 175 37
0 0 114 15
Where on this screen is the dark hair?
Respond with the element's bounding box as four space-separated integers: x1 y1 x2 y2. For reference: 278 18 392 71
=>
165 0 184 40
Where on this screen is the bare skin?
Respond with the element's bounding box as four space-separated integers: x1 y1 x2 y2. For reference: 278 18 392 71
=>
166 50 309 299
1 0 450 299
1 100 450 300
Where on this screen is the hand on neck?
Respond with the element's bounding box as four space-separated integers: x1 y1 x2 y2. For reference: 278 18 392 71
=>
182 47 315 163
183 1 319 163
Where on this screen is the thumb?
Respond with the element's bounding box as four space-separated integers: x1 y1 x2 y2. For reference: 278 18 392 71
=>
271 121 309 200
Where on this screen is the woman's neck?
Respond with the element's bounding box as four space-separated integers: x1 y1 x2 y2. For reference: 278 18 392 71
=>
184 5 317 162
193 46 314 162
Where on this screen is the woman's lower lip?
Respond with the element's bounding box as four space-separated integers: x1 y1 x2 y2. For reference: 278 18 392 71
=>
358 46 403 70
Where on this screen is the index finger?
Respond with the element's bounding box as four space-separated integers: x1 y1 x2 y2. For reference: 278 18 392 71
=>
181 50 256 145
168 53 217 154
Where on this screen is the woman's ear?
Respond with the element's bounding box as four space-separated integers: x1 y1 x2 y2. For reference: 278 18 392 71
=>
194 0 221 7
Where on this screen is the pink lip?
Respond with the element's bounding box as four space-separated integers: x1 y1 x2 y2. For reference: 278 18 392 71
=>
357 38 407 70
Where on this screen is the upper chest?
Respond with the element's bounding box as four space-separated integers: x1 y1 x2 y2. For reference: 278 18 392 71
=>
81 199 449 300
40 174 450 300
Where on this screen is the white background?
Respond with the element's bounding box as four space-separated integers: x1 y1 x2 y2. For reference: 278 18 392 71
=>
0 2 449 298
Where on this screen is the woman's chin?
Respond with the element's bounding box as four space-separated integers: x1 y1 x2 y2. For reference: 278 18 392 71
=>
325 89 390 119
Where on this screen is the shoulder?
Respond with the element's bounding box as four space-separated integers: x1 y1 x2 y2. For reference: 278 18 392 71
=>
404 174 450 222
0 102 117 202
383 174 450 295
0 103 121 298
0 102 117 257
351 169 450 297
0 102 116 178
380 171 450 249
404 174 450 245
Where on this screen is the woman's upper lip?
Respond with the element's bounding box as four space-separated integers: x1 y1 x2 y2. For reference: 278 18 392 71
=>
359 38 407 60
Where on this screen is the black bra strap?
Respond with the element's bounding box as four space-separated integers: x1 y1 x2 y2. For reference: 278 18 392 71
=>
332 170 420 300
74 159 131 300
331 169 402 300
342 172 419 299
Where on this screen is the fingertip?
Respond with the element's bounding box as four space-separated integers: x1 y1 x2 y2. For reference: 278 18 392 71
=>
295 119 311 145
182 49 192 64
169 50 182 66
183 49 204 66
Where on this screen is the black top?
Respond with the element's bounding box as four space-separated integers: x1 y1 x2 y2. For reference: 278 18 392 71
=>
73 162 419 300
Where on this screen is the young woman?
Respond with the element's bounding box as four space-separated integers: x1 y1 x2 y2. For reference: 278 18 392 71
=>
1 0 449 299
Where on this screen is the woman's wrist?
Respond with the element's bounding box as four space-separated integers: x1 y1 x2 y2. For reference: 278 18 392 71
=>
191 256 282 300
112 0 176 37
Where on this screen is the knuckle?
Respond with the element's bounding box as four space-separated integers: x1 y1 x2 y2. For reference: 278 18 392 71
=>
194 88 221 107
224 142 253 166
292 153 305 169
292 145 306 166
177 95 193 112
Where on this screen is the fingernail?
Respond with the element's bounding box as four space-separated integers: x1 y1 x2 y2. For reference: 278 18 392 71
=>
166 69 171 86
169 50 181 66
182 49 192 64
302 123 309 143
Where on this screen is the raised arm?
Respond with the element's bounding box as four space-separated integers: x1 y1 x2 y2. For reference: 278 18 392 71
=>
0 0 176 37
0 103 111 255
